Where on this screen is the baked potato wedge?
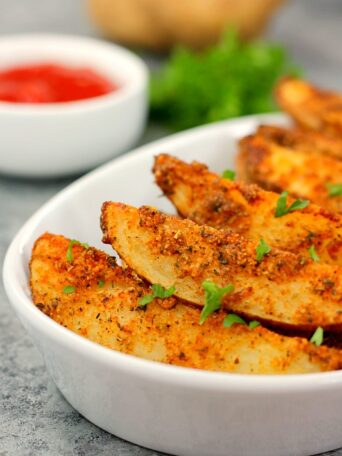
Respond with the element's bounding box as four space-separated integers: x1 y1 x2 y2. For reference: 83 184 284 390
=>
238 134 342 214
101 203 342 332
29 233 342 375
276 77 342 137
153 154 342 266
257 124 342 161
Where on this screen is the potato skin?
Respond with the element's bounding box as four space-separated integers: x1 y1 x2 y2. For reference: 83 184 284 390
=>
153 154 342 266
257 124 342 161
276 77 342 137
30 233 342 375
238 133 342 214
101 203 342 332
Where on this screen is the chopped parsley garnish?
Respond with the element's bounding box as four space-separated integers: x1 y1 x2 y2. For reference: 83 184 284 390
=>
326 183 342 197
275 191 309 218
98 280 105 288
255 239 271 262
63 285 75 294
310 327 324 346
222 169 236 181
249 320 261 329
199 280 234 324
223 314 260 329
308 245 320 262
138 284 176 307
66 239 89 263
223 313 246 327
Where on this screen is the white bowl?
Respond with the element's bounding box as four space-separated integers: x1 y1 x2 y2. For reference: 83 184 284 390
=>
4 114 342 456
0 34 148 177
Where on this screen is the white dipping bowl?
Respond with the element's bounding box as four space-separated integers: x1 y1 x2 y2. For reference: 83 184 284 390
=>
4 114 342 456
0 34 148 177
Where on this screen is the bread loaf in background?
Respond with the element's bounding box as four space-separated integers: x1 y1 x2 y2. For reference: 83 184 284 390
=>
88 0 285 51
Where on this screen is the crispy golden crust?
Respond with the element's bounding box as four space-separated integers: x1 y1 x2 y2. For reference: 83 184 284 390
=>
238 134 342 214
30 233 342 374
101 203 342 332
153 154 342 266
257 124 342 161
276 77 342 137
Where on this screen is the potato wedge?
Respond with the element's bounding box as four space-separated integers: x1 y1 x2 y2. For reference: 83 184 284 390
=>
257 124 342 161
153 154 342 266
30 233 342 374
238 134 342 214
101 203 342 332
276 77 342 136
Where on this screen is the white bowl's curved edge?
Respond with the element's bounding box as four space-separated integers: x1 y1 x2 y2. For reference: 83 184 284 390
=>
4 112 342 394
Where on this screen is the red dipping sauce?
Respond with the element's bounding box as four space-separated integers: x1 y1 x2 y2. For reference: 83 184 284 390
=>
0 63 117 103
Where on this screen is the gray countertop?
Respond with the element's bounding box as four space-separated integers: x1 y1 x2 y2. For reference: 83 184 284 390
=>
1 1 342 455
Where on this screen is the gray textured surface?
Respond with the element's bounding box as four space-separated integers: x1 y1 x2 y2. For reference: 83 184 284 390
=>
1 1 342 455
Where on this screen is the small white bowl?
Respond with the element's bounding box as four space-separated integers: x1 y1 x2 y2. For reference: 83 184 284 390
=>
5 114 342 456
0 34 148 177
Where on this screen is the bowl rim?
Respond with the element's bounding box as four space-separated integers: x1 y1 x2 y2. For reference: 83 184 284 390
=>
0 33 148 114
4 112 342 392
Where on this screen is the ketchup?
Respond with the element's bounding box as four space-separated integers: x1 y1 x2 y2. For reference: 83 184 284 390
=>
0 63 116 103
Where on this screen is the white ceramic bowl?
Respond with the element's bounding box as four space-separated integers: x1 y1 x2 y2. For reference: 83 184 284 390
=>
4 114 342 456
0 34 148 177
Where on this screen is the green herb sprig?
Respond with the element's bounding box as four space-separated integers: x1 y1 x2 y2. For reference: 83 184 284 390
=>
139 284 176 307
223 313 260 329
199 280 234 324
150 30 300 131
249 320 261 329
66 239 89 263
222 169 236 181
310 327 324 346
326 183 342 197
256 239 271 262
308 245 320 262
223 313 246 327
63 285 75 295
275 191 309 218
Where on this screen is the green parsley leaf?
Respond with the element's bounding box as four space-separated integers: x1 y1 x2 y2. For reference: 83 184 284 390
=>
222 169 236 181
288 199 310 212
150 29 300 131
98 280 105 288
63 285 75 294
326 183 342 197
275 191 309 217
308 245 320 262
310 327 324 346
255 239 271 262
151 283 176 299
66 239 89 263
200 280 234 324
138 294 154 307
138 284 176 307
223 313 246 327
249 320 261 329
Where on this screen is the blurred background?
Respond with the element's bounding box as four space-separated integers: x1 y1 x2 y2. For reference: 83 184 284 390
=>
2 1 342 455
1 0 342 89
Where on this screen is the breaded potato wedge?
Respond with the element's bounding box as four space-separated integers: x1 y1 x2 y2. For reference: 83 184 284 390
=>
153 154 342 266
238 134 342 214
276 77 342 136
101 203 342 332
257 124 342 161
30 233 342 375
